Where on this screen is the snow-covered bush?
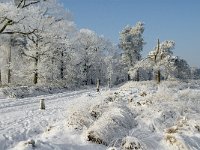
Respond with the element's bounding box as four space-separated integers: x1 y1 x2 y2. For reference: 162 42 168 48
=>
153 110 180 131
84 104 137 146
89 102 108 119
66 99 96 130
66 91 127 131
0 86 66 98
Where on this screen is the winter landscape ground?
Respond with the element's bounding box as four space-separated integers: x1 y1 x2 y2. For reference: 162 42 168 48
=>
1 0 200 150
0 80 200 150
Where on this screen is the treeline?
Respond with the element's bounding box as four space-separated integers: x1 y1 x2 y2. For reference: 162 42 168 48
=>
0 0 125 87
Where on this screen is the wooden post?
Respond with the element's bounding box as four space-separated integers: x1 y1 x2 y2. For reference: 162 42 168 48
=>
40 99 45 110
96 78 100 92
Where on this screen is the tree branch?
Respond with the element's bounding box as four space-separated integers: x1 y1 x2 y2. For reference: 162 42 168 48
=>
22 1 41 8
0 16 27 34
21 50 37 59
17 0 46 8
1 29 37 35
0 19 14 33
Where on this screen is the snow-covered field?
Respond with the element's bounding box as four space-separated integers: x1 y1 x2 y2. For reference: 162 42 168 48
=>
0 80 200 150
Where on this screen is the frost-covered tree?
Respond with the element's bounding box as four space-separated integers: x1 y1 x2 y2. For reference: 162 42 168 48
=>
0 0 48 35
119 22 145 65
105 51 129 86
0 34 16 85
129 39 191 82
72 29 111 85
119 22 145 80
0 0 76 86
149 39 175 83
16 3 75 85
170 57 191 80
191 67 200 79
0 0 50 85
128 58 153 81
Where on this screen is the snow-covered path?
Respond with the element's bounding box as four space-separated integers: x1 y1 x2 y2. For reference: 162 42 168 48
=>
0 89 106 150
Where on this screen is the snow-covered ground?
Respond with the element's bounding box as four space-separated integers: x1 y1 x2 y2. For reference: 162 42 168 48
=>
0 81 200 150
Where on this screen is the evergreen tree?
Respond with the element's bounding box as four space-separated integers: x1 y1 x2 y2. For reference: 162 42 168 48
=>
119 22 145 66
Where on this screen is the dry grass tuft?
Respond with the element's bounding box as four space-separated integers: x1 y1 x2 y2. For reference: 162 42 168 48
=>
140 92 147 97
165 134 177 145
87 131 107 145
121 136 143 150
165 126 178 134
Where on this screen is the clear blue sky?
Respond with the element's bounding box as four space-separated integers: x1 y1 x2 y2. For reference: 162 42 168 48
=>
58 0 200 67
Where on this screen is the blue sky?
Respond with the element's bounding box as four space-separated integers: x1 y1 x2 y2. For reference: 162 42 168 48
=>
58 0 200 67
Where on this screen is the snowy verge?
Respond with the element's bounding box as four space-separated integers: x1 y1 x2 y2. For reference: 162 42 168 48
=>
66 80 200 150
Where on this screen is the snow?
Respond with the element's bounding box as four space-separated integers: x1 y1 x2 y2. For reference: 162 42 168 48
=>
0 89 106 150
0 80 200 150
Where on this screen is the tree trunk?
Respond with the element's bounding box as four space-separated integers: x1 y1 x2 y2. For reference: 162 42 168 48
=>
108 77 111 89
148 71 152 80
157 70 161 84
33 71 38 84
33 53 39 84
7 36 12 84
8 44 11 84
154 55 157 63
154 39 160 63
96 78 100 92
127 74 131 81
155 39 161 84
136 70 139 81
83 60 90 85
8 68 11 84
0 69 2 86
60 50 64 79
83 67 88 85
51 57 54 81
